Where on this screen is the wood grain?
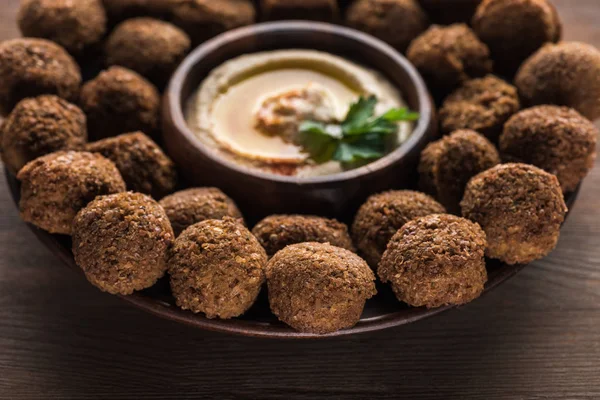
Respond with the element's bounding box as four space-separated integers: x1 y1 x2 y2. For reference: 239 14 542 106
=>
1 0 599 399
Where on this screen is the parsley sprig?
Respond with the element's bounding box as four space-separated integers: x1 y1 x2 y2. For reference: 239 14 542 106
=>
298 96 419 164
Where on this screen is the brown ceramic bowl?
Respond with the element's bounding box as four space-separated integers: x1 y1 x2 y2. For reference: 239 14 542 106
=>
163 21 437 223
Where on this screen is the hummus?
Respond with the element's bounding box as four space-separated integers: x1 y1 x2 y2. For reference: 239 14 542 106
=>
186 49 413 177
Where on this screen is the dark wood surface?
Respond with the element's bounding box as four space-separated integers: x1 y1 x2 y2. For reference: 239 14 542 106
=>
1 1 599 398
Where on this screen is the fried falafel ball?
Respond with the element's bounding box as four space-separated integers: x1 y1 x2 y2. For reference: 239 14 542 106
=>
461 163 567 265
417 0 482 24
159 188 244 236
1 95 87 175
515 42 600 121
105 18 191 88
346 0 428 53
79 66 160 140
72 192 174 295
266 242 376 334
86 132 177 199
101 0 178 23
0 38 81 114
378 214 487 308
252 214 354 257
18 0 107 55
351 190 446 267
407 24 492 95
419 130 500 213
18 151 126 235
472 0 561 75
171 0 256 46
499 106 598 193
169 217 267 319
261 0 339 22
439 75 520 141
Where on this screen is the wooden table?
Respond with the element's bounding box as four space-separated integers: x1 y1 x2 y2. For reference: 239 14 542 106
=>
1 1 599 398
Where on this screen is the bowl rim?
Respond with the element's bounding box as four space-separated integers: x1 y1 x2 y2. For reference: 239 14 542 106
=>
165 20 433 186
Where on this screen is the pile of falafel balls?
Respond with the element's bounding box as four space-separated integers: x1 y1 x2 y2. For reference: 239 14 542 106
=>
0 0 598 334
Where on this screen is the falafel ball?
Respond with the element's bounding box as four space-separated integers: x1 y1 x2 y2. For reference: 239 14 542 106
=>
419 130 500 213
252 214 355 257
18 0 107 55
472 0 561 75
0 38 81 114
266 242 376 334
346 0 428 53
101 0 178 23
461 163 567 265
420 131 499 207
86 132 177 199
169 217 267 319
515 42 600 121
378 214 487 308
499 106 598 193
18 151 126 235
351 190 446 267
72 192 174 295
105 18 191 87
439 75 520 141
407 24 492 95
171 0 256 45
159 188 244 236
79 66 160 140
1 95 87 175
261 0 339 22
418 0 482 24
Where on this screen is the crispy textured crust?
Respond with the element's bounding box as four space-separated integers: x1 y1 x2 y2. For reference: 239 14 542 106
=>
87 132 177 199
1 95 87 175
0 38 81 114
351 190 445 267
252 214 355 257
378 214 487 308
72 192 174 295
499 106 597 193
18 0 107 54
439 75 520 141
18 151 126 235
266 242 376 334
472 0 561 75
515 42 600 121
80 66 160 141
346 0 428 52
461 163 567 265
171 0 256 45
418 130 500 213
262 0 339 22
169 217 267 319
105 18 191 87
159 188 244 236
407 24 492 94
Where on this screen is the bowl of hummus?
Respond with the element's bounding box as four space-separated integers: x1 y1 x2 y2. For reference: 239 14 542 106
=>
163 21 436 221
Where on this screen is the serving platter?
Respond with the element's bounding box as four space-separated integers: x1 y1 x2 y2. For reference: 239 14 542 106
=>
5 171 580 338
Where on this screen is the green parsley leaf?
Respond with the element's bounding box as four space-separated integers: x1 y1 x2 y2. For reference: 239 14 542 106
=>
298 96 419 164
298 122 340 163
342 95 377 132
379 108 420 122
333 142 384 163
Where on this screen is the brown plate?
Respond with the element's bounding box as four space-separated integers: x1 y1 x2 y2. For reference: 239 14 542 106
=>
5 171 580 338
